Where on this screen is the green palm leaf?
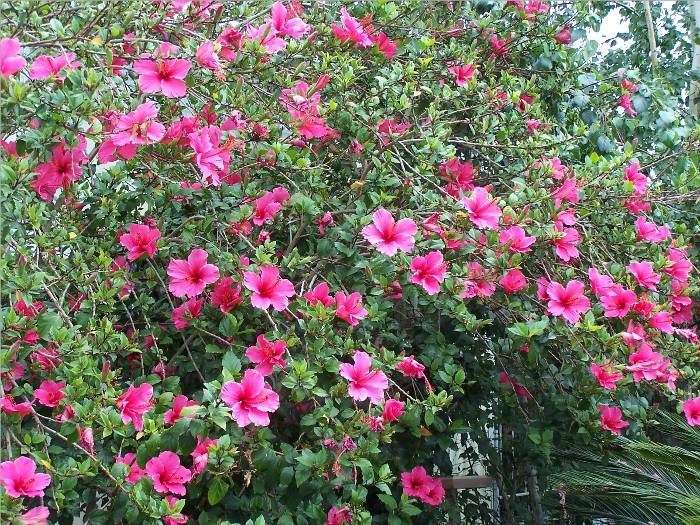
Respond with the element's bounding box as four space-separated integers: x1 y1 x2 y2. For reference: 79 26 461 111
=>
550 411 700 525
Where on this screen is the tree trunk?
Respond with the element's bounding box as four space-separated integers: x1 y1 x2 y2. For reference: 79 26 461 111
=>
690 0 700 117
643 0 658 70
527 464 544 525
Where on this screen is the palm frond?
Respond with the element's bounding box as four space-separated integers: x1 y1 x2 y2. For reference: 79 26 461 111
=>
549 411 700 525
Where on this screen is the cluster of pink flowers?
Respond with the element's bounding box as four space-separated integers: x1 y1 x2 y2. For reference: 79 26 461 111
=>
618 77 638 117
401 466 445 505
332 8 397 59
279 77 338 140
247 1 310 54
7 4 700 522
32 136 88 202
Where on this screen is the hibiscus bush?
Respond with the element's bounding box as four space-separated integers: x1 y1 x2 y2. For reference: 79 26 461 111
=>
2 1 700 524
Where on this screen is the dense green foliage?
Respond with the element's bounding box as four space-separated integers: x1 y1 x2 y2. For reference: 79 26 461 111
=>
1 1 699 524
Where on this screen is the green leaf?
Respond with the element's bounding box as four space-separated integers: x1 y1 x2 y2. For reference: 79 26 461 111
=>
36 312 62 337
208 478 229 505
378 494 397 510
354 458 374 484
400 503 422 516
222 351 241 375
277 514 294 525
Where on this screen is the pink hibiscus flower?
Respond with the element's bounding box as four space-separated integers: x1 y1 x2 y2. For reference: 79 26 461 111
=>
115 453 146 484
188 126 231 186
0 38 26 76
635 216 671 243
339 351 388 404
334 291 368 326
28 52 80 80
34 380 66 407
171 297 204 330
546 280 590 324
221 369 280 426
461 263 496 298
588 267 614 296
461 187 501 229
396 355 426 378
382 399 405 422
246 22 287 54
373 32 397 59
664 247 692 283
0 456 51 498
361 208 417 255
332 7 373 47
20 506 50 525
303 282 334 307
325 506 352 525
553 226 580 262
115 383 153 431
401 465 445 504
167 249 220 298
550 178 580 207
618 93 636 117
448 64 475 86
683 398 700 427
191 436 217 474
0 395 33 419
628 261 660 291
119 223 161 261
440 158 474 195
401 466 432 498
280 81 321 119
145 451 192 495
210 276 243 313
269 1 310 38
164 395 198 425
246 334 287 376
111 103 165 147
253 191 284 226
649 311 674 334
32 137 88 202
410 251 447 295
133 58 191 97
627 344 668 382
242 265 296 311
624 162 647 196
600 285 637 318
590 362 623 390
499 269 527 293
195 41 221 72
499 226 535 253
598 405 629 435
